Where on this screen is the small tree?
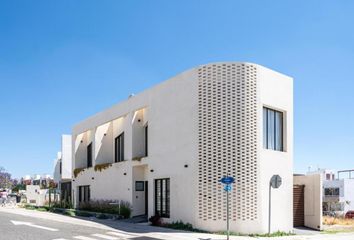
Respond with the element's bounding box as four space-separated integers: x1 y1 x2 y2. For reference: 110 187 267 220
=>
0 167 15 190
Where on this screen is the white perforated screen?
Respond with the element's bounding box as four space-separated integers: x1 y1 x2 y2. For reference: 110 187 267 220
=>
198 63 258 221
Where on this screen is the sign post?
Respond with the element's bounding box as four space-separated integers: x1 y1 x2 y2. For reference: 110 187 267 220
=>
220 176 235 240
268 175 282 234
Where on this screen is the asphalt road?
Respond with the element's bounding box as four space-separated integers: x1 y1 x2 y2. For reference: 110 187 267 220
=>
2 208 354 240
0 211 157 240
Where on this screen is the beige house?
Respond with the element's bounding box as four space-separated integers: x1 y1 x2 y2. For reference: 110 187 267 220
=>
71 62 293 234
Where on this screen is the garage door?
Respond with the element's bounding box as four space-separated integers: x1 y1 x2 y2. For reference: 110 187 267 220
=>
293 185 305 227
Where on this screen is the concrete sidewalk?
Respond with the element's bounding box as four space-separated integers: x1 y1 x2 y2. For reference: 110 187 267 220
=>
1 207 354 240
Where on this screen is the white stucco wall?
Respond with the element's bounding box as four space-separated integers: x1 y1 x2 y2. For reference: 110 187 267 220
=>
343 179 354 212
61 135 72 180
71 62 293 234
294 174 323 230
258 66 294 233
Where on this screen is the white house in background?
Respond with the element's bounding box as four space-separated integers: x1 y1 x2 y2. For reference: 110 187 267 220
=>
53 135 72 204
71 62 293 234
307 168 336 181
22 174 53 188
322 169 354 214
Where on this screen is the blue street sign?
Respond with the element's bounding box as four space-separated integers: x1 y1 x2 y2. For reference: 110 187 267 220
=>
220 176 235 185
224 184 232 192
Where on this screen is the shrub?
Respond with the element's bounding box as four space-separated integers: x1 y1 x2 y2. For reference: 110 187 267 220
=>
119 203 131 219
96 213 109 219
64 210 76 217
94 163 112 172
78 200 132 218
149 215 162 226
164 221 194 231
75 211 93 217
73 168 85 178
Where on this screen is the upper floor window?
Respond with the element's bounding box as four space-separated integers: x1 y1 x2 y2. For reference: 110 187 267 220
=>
144 124 148 157
115 132 124 162
59 160 62 175
87 143 92 168
324 188 340 196
263 107 284 151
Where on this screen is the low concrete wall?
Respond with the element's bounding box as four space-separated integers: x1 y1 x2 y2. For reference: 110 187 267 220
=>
294 174 323 230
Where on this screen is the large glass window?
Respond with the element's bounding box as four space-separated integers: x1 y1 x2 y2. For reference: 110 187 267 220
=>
115 133 124 162
263 107 284 151
87 143 92 168
155 178 170 218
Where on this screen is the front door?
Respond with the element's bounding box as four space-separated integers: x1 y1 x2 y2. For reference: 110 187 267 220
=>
293 185 305 227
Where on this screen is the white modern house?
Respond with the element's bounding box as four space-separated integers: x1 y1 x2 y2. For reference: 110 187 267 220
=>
321 169 354 214
53 135 73 204
71 62 293 234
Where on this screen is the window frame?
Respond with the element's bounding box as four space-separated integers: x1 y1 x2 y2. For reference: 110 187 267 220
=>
135 181 145 191
263 107 284 152
144 124 148 157
115 132 125 162
78 185 90 203
155 178 170 218
87 143 93 168
324 187 340 197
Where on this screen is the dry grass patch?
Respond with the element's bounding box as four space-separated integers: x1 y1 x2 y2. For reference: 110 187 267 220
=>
323 216 354 226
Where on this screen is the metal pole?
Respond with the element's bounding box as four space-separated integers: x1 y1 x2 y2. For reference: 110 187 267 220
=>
268 183 271 234
227 186 229 240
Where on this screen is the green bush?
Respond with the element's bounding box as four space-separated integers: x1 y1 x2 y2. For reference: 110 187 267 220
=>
64 210 76 217
50 200 73 209
96 213 109 219
75 211 93 217
164 221 194 231
119 204 131 219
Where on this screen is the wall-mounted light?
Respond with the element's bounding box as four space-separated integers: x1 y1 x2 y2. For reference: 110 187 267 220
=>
104 133 107 136
91 177 94 180
138 119 141 122
150 169 154 173
124 173 127 176
184 164 188 168
80 140 83 143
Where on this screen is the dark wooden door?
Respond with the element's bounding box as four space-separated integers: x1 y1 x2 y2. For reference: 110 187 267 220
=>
293 185 305 227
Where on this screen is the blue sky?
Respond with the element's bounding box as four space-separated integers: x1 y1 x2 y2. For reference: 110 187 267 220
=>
1 1 354 178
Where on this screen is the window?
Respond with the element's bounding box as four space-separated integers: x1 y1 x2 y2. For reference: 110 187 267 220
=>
135 181 145 191
155 178 170 218
59 160 62 175
324 188 340 196
78 185 90 203
263 107 284 151
144 124 148 157
87 143 92 168
115 132 124 162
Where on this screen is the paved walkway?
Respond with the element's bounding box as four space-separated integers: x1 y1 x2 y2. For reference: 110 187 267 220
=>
1 207 354 240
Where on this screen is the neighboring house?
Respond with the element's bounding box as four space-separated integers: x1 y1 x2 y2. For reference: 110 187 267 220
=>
322 169 354 214
53 135 73 204
307 169 336 181
25 185 56 206
71 62 293 234
21 174 53 188
21 175 32 185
